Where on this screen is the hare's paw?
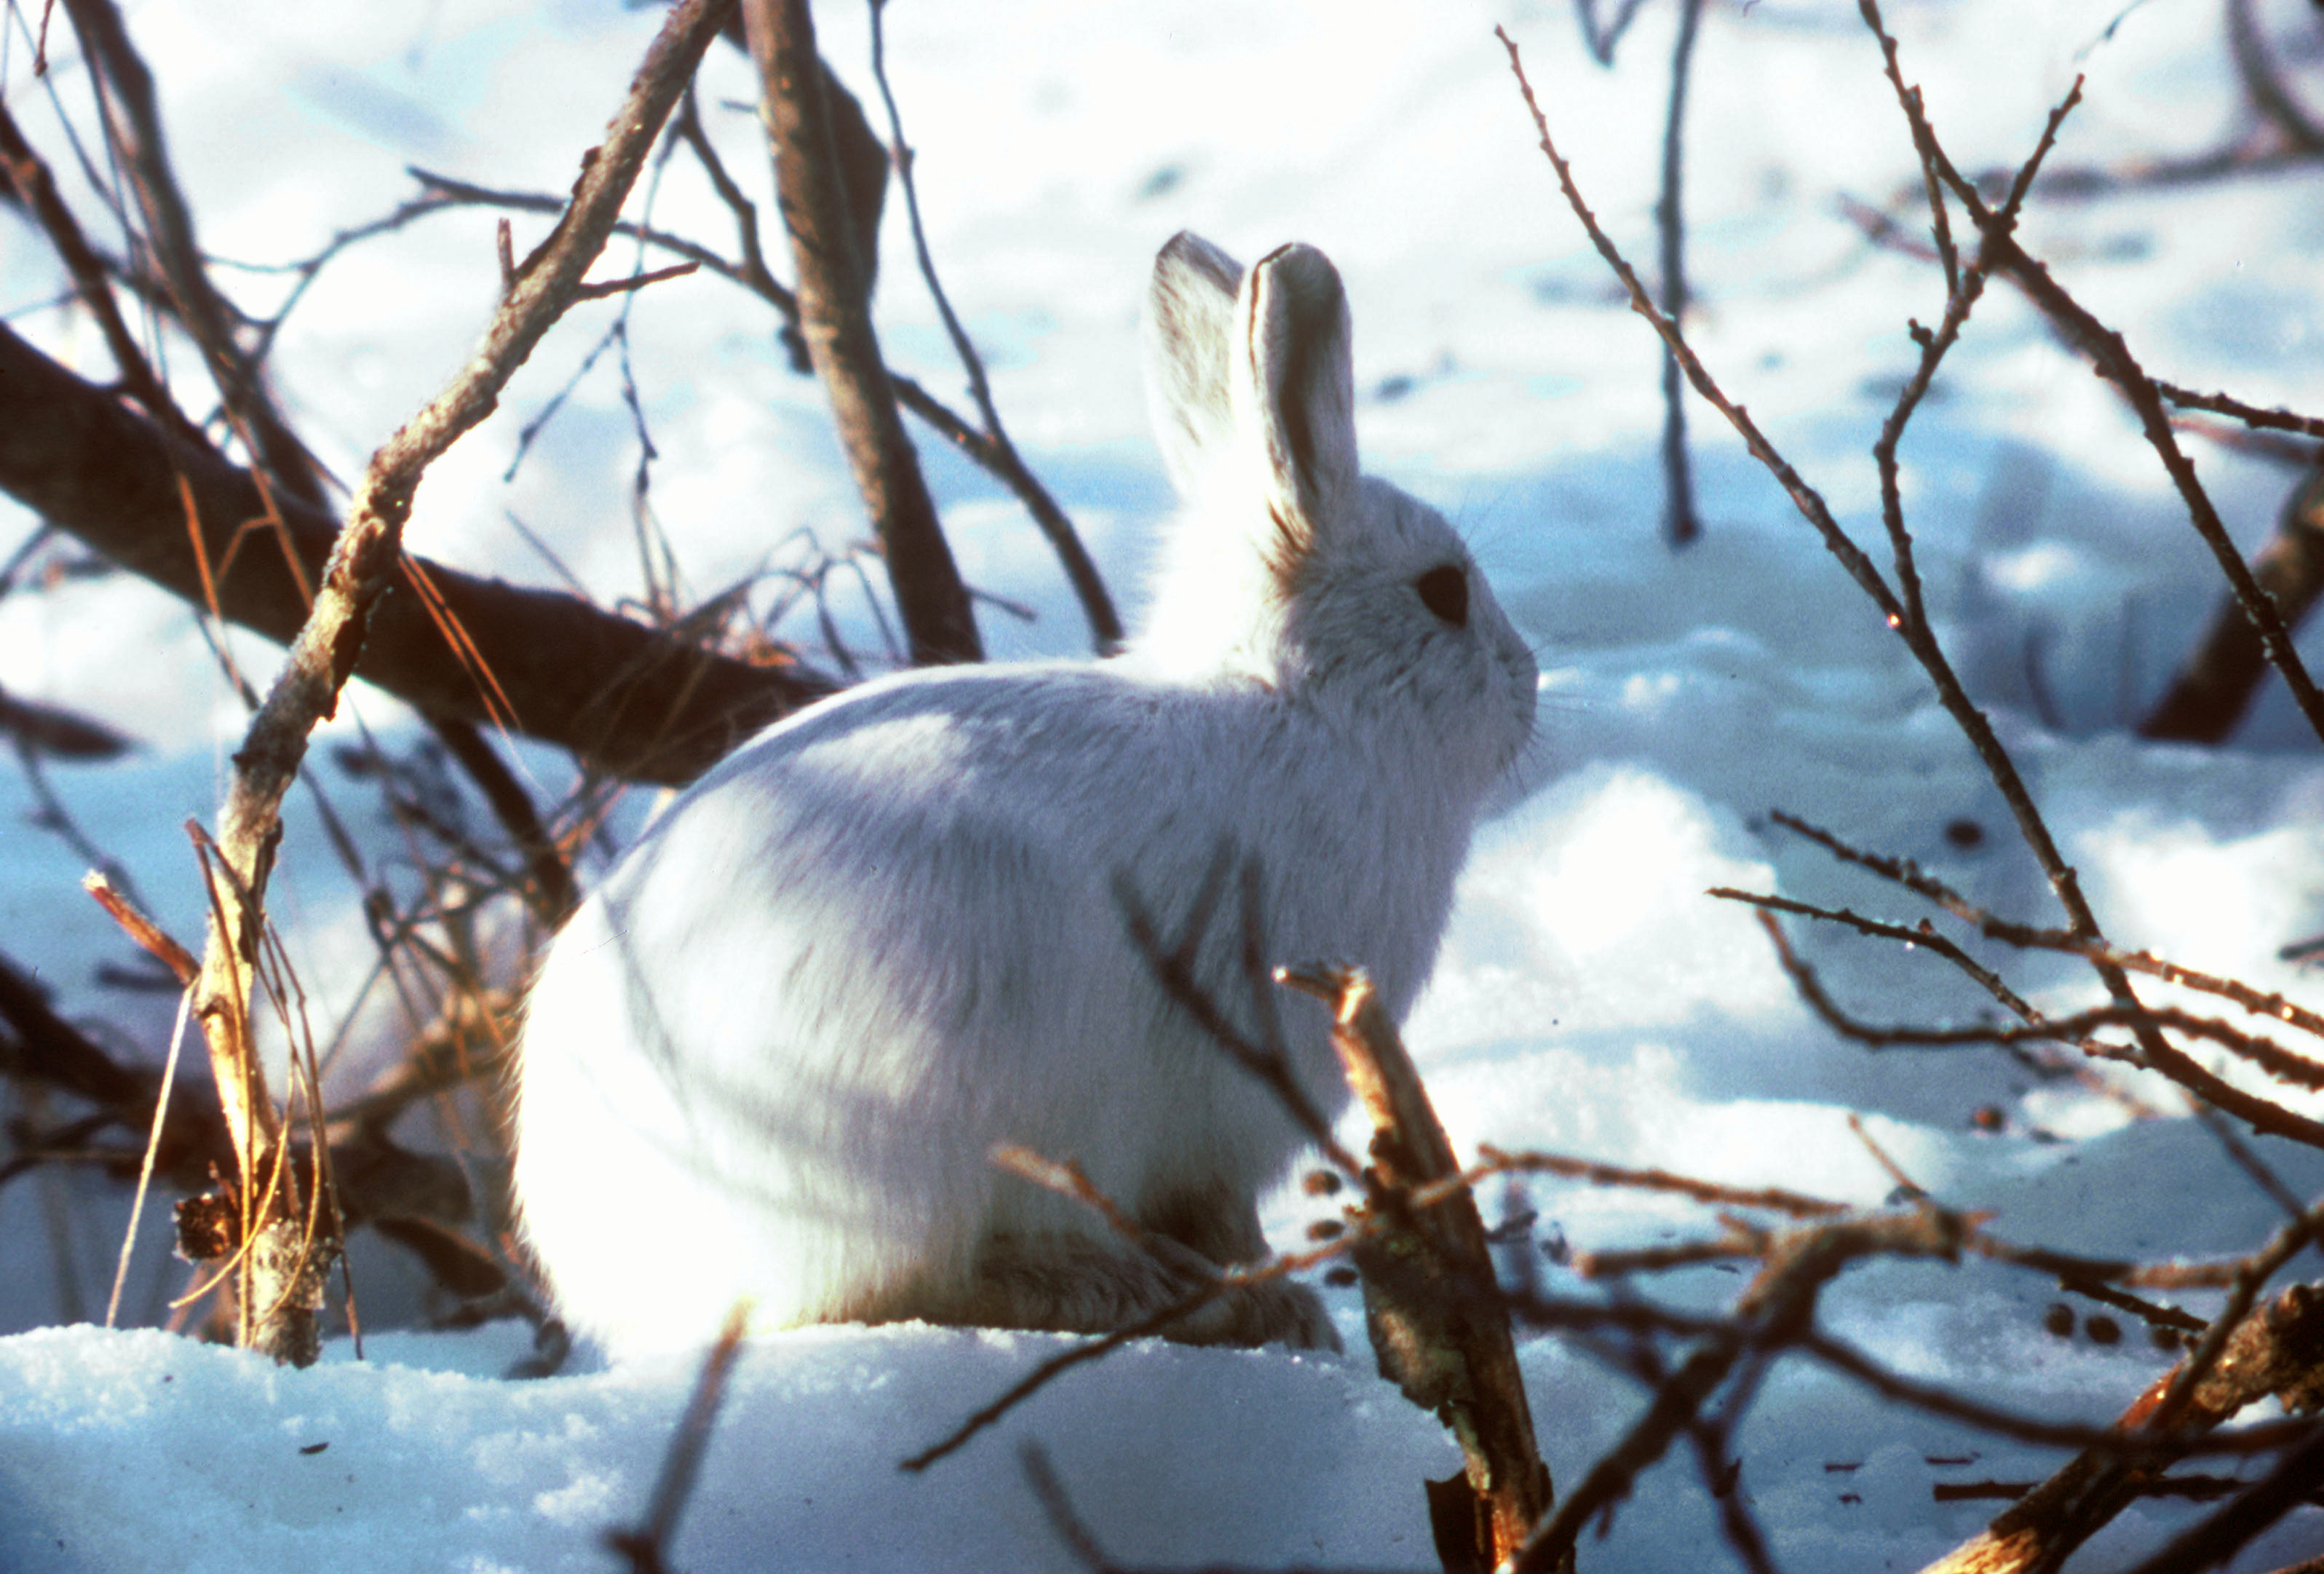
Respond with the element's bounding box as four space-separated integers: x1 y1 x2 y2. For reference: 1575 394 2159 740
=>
929 1230 1339 1351
1178 1276 1341 1353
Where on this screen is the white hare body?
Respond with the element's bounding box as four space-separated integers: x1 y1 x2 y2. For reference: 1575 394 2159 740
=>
513 235 1536 1356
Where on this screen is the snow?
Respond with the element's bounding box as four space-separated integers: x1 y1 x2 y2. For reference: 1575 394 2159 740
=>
5 0 2324 1568
0 1322 1456 1574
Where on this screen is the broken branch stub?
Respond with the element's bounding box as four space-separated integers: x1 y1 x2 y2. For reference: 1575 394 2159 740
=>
1285 963 1558 1573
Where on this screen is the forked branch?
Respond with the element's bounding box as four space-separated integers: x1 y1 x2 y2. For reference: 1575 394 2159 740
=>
185 0 740 1364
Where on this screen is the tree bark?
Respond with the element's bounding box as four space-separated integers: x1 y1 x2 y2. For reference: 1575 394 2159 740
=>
1293 966 1560 1573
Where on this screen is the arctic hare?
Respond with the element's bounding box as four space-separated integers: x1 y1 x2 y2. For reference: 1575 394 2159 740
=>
512 233 1537 1356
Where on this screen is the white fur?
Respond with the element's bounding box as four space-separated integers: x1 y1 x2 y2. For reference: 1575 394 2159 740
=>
512 234 1539 1356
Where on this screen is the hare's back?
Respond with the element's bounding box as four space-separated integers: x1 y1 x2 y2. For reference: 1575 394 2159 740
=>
658 661 1232 890
582 663 1264 1072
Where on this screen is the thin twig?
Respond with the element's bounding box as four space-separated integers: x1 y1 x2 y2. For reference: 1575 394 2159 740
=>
1015 1443 1423 1574
571 259 701 301
1726 847 2324 1084
864 0 1120 653
1506 18 2178 1100
1756 808 2324 1043
0 100 195 443
1754 911 2324 1150
669 87 787 304
1710 887 2043 1027
1018 1445 1117 1573
1117 856 1363 1175
82 872 196 983
1477 1144 1846 1220
1876 27 2324 750
59 0 327 504
988 1145 1199 1272
1863 5 2080 638
2157 384 2324 443
899 1281 1232 1473
411 167 791 309
423 716 577 925
1572 0 1651 68
1504 1275 2316 1460
608 1303 751 1574
1514 1209 1971 1571
102 983 191 1329
399 160 1096 592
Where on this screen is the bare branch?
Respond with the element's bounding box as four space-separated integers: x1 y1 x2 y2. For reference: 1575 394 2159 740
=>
1571 0 1651 68
2225 0 2324 155
571 258 702 301
1902 88 2324 750
411 165 790 310
405 161 1109 617
2143 464 2324 743
58 0 327 504
740 0 980 665
1748 810 2324 1044
1711 887 2044 1025
607 1303 750 1574
1654 0 1705 548
1505 15 2178 1107
1862 9 2082 639
0 100 196 444
1015 1442 1423 1574
1477 1144 1846 1220
423 716 576 925
0 320 837 785
988 1145 1196 1270
82 872 197 983
1114 858 1363 1176
1920 1280 2324 1574
1515 1208 1971 1571
0 685 132 764
2157 384 2324 443
2117 1420 2324 1574
183 0 739 1364
899 1279 1234 1474
1753 911 2324 1150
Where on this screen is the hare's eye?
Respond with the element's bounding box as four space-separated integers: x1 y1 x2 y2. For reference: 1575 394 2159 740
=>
1413 563 1468 629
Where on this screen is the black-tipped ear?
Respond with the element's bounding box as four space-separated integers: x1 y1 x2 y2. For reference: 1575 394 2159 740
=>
1235 244 1358 540
1142 233 1245 497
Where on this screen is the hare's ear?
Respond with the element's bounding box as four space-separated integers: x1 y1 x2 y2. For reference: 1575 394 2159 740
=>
1232 244 1357 547
1143 232 1245 497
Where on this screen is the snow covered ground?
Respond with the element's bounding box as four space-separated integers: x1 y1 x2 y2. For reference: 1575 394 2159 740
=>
4 0 2324 1567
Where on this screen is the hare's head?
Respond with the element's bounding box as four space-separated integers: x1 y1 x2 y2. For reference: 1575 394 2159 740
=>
1136 232 1536 786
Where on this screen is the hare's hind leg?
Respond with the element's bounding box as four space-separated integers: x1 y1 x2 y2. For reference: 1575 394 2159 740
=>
938 1230 1337 1350
1139 1181 1341 1352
